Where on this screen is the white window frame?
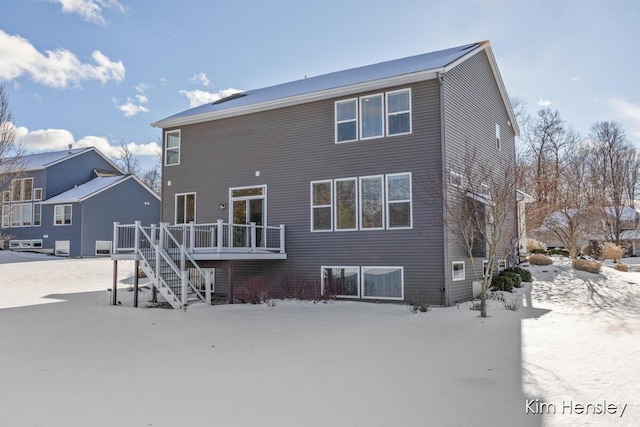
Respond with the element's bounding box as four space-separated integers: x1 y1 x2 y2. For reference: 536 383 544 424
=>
361 266 404 300
55 240 70 257
22 178 33 201
452 261 465 281
335 98 358 143
32 239 43 249
450 171 464 188
359 93 384 140
1 205 9 228
165 129 181 166
334 177 358 231
359 175 385 230
483 260 489 278
33 203 42 227
10 204 21 227
9 240 20 249
386 88 412 136
33 188 43 201
495 123 501 151
54 204 72 226
175 192 196 224
310 180 333 232
95 240 113 255
21 204 32 227
11 179 21 202
321 266 360 299
385 172 413 229
2 190 9 203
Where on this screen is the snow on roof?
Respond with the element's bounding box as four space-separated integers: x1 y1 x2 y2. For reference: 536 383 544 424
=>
42 175 128 204
20 148 93 170
604 206 639 221
153 42 487 128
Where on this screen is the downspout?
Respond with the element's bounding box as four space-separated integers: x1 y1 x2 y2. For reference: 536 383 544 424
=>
438 71 450 307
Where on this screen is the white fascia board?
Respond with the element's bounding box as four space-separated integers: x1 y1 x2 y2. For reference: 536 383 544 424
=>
152 70 441 129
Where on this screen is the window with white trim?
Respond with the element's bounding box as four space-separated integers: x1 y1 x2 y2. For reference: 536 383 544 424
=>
386 89 411 136
1 205 9 228
450 171 464 188
335 178 357 231
360 93 384 139
175 193 196 224
21 204 32 227
335 99 358 143
34 188 42 201
33 204 41 227
10 204 20 227
96 240 112 255
54 205 72 225
55 240 70 256
452 261 465 281
2 191 9 203
322 266 360 298
362 266 403 299
165 130 181 166
359 176 384 230
311 180 332 231
386 173 412 229
22 178 33 201
335 88 411 143
11 179 21 202
495 123 501 150
32 239 43 249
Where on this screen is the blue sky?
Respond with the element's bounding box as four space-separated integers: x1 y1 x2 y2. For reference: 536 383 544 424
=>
1 0 639 169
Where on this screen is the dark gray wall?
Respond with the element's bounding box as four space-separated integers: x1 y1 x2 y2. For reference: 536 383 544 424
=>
163 79 447 304
442 50 518 304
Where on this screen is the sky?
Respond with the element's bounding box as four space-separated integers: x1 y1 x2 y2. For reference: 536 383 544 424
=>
1 0 639 171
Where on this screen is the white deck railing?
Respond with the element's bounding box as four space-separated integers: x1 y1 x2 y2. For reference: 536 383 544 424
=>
113 220 285 255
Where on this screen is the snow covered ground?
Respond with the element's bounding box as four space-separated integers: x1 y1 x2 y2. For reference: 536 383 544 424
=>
0 251 637 426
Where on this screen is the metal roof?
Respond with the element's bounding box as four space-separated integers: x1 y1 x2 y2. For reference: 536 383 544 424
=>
153 41 512 129
21 148 93 170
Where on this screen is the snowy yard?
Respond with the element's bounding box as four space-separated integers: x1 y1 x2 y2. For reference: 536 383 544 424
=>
0 252 637 426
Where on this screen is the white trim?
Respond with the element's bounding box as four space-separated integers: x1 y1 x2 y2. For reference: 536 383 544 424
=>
95 240 112 255
175 192 196 224
386 88 412 137
483 260 489 278
359 93 384 140
54 240 70 257
450 171 464 188
33 188 42 201
33 203 41 227
361 266 404 300
228 185 267 226
452 261 465 281
22 178 33 201
164 129 181 166
54 204 72 226
1 205 9 228
334 177 358 231
335 98 358 143
359 175 385 230
321 266 360 299
32 239 43 249
310 180 333 232
385 172 413 229
495 123 501 151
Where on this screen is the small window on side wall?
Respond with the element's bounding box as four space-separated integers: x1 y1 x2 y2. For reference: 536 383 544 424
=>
165 130 181 166
452 261 465 281
495 123 501 150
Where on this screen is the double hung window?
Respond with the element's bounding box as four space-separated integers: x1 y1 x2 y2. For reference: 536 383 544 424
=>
165 130 180 166
54 205 72 225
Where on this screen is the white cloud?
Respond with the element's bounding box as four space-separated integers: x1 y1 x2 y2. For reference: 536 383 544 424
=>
537 98 552 107
179 88 244 108
571 77 580 82
608 98 640 138
49 0 126 25
116 99 149 117
14 125 161 158
190 72 211 87
0 30 125 88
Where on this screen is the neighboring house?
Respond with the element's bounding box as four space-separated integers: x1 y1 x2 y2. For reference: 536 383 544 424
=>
112 40 519 309
1 147 160 257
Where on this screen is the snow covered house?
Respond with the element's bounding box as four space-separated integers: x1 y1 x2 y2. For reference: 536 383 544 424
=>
1 147 159 257
112 41 520 309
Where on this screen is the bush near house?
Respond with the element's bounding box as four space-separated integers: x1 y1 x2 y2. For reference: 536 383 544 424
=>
526 238 547 253
529 254 553 265
572 258 602 274
500 271 522 288
549 248 570 257
503 266 533 282
491 275 514 292
602 242 624 261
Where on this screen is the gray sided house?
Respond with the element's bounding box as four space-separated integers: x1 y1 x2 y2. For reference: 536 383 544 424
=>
112 41 519 309
1 147 160 257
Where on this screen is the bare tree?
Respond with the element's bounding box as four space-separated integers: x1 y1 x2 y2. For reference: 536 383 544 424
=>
442 149 518 318
140 153 161 195
112 141 141 176
0 84 25 241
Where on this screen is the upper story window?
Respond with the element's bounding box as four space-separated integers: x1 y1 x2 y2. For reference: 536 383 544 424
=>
386 173 412 229
360 94 384 139
311 180 333 231
386 89 411 136
335 88 412 143
165 130 181 166
54 204 72 226
335 99 358 143
495 123 501 150
34 188 42 201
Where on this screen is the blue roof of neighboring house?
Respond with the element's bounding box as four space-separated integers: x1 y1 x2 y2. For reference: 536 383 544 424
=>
153 41 512 129
42 175 128 204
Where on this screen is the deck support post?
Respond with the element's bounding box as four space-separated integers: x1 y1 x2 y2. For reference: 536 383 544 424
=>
181 271 189 308
228 262 234 304
250 222 256 252
133 260 139 308
216 219 224 252
279 224 285 253
111 260 118 306
205 269 212 305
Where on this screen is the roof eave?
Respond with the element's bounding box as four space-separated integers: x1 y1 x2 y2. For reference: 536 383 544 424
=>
152 69 442 129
